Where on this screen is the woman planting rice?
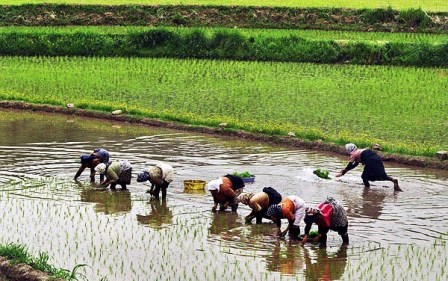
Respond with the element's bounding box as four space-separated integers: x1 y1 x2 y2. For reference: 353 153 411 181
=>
302 197 349 247
95 159 132 190
237 187 282 224
266 195 307 240
137 163 174 200
74 148 109 182
336 143 402 192
207 174 245 212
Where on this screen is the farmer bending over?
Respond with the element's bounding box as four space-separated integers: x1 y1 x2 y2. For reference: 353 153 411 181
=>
336 143 402 192
74 148 110 182
237 187 282 224
95 159 132 190
137 163 174 200
266 195 307 240
207 174 245 212
302 197 349 248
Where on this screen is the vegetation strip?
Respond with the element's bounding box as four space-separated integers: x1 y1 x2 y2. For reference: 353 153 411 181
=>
1 101 446 170
0 243 81 280
1 0 448 12
1 28 447 67
1 5 447 33
2 26 448 43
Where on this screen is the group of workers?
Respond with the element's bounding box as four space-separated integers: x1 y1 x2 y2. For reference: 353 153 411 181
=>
74 148 174 199
74 143 401 247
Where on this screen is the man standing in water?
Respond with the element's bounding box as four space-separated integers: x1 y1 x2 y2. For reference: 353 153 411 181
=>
336 143 402 192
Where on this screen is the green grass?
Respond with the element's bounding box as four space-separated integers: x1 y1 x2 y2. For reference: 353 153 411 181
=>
0 242 84 280
0 56 447 157
1 26 447 44
1 0 446 12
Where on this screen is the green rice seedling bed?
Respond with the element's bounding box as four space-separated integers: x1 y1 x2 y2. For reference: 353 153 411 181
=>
0 56 446 157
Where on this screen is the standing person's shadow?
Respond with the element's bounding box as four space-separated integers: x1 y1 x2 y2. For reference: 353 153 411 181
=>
80 187 132 215
265 241 304 275
303 245 348 281
136 199 173 229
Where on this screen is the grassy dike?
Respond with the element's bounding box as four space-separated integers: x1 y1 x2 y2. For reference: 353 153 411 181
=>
0 27 447 67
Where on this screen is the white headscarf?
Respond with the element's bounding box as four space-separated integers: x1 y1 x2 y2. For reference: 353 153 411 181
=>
345 143 357 153
94 163 106 174
207 178 223 192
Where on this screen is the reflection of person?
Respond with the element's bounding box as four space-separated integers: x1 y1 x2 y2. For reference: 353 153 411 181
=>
80 188 131 215
237 187 282 224
95 160 132 190
137 163 174 200
357 188 386 219
207 174 245 212
303 245 348 281
302 197 349 248
74 148 110 182
265 241 304 275
267 195 307 240
136 199 173 229
208 211 242 236
336 143 402 192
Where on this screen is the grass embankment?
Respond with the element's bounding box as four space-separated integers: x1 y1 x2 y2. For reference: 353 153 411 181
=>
1 0 447 12
1 5 447 34
0 243 82 280
1 27 447 67
0 56 446 157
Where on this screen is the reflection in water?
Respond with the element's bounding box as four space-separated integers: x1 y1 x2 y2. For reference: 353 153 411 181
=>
80 188 132 215
208 212 242 236
265 241 304 275
359 188 387 219
136 199 173 229
1 109 448 280
303 246 348 281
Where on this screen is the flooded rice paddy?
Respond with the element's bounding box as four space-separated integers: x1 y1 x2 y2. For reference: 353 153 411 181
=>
0 109 447 280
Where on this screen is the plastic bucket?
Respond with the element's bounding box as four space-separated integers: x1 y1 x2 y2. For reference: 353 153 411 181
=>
183 180 206 190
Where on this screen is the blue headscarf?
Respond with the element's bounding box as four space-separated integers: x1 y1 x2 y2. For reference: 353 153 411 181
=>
266 204 282 219
80 155 92 165
137 171 151 182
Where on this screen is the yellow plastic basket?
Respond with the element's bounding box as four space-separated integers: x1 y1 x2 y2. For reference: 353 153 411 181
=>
183 180 206 190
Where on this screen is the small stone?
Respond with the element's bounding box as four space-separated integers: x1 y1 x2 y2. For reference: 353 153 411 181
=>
436 151 448 161
218 123 227 128
372 143 382 151
287 132 296 137
66 103 74 108
112 110 122 115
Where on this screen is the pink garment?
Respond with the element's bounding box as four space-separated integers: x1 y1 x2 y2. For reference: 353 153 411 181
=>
349 148 365 163
317 202 333 228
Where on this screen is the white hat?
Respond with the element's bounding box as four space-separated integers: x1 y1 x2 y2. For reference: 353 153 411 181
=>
94 163 106 174
345 143 357 153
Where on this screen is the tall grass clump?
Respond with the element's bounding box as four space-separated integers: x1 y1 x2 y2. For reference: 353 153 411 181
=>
360 7 396 24
0 243 85 280
399 8 433 27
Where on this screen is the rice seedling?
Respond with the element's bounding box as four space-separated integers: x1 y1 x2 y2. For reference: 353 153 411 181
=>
0 56 446 157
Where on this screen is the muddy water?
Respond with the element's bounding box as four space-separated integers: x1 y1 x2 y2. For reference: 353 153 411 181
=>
0 109 446 280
